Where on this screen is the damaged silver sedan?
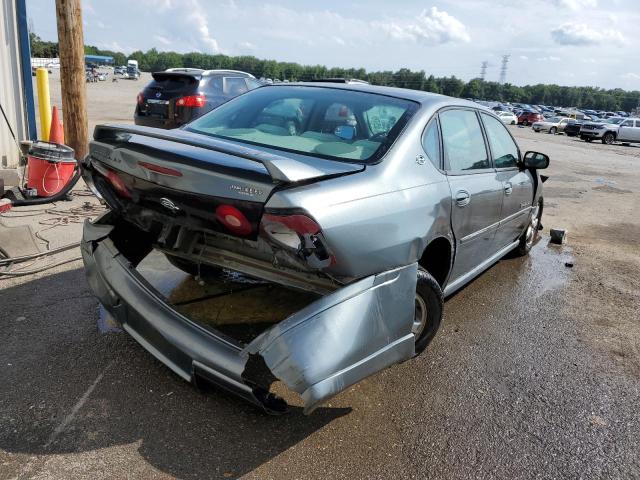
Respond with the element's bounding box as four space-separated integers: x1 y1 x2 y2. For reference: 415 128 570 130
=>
81 83 549 414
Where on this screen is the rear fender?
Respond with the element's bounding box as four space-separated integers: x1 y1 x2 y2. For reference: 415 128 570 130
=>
243 262 418 414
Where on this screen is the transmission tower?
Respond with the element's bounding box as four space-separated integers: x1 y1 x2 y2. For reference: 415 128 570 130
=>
480 61 488 81
499 55 510 84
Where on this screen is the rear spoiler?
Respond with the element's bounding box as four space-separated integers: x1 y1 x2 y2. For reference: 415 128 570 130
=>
93 124 364 184
151 71 201 82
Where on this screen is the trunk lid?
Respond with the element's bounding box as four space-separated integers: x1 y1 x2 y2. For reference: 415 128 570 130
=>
87 124 364 239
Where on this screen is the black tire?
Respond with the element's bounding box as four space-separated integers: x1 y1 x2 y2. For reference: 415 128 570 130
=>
602 132 615 145
515 197 543 256
549 127 557 134
413 268 444 355
523 120 529 126
511 120 516 125
165 254 224 280
583 136 593 142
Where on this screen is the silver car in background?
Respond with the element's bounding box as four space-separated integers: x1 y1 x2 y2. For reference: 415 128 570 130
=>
81 84 549 414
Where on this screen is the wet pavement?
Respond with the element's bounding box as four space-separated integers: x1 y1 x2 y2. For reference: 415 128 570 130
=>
1 127 640 479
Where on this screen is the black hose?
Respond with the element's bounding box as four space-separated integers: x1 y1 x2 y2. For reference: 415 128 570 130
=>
9 163 82 206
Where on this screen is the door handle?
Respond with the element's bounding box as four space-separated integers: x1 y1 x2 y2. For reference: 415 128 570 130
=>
455 190 470 207
504 182 513 195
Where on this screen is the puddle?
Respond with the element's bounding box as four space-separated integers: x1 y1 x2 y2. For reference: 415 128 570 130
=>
510 238 575 300
594 177 617 187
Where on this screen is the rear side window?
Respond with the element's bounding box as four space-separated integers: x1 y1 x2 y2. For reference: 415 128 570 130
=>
440 109 489 171
224 77 249 95
422 120 441 169
481 113 519 168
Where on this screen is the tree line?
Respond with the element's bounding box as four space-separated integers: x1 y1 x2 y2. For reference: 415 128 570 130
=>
30 34 640 112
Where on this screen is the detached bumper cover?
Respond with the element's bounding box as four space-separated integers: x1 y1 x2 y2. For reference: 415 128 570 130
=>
81 216 417 414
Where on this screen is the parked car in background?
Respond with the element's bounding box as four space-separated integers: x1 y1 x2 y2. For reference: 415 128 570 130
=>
497 111 518 125
563 119 584 137
616 118 640 144
532 116 570 134
518 111 545 126
134 69 261 129
580 117 625 144
82 84 548 414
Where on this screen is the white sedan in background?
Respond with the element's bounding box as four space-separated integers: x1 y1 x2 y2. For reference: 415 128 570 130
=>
532 116 571 134
497 111 518 125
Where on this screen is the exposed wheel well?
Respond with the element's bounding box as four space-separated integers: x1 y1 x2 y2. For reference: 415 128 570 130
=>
419 237 452 288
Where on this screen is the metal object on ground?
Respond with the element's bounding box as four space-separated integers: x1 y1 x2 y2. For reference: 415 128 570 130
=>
550 228 567 244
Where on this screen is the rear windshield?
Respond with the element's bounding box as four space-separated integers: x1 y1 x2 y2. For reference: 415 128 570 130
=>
185 86 419 162
147 74 198 91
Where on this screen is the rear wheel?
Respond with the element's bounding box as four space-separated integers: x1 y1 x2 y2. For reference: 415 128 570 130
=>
515 198 543 256
511 120 516 125
413 268 444 355
549 127 557 134
602 132 615 145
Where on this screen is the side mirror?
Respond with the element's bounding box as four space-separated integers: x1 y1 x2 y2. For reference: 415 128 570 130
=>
523 151 549 169
334 124 355 141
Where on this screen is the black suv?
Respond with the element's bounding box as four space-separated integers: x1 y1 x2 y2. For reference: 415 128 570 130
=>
134 69 261 129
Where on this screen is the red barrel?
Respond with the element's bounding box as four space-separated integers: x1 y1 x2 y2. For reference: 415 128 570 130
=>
26 141 76 197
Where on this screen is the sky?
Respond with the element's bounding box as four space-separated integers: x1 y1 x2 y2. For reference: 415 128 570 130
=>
27 0 640 90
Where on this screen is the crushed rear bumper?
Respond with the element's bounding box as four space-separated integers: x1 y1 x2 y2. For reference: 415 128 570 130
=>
81 214 417 414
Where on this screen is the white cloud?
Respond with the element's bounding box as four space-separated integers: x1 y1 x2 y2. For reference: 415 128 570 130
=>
537 56 561 61
551 22 624 46
237 41 256 51
519 55 529 60
154 35 171 46
553 0 598 10
143 0 220 53
622 72 640 80
376 7 470 45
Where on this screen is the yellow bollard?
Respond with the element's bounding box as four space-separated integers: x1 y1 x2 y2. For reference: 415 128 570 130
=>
36 67 51 141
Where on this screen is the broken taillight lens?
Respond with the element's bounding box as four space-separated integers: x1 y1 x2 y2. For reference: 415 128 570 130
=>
105 170 132 199
261 212 333 267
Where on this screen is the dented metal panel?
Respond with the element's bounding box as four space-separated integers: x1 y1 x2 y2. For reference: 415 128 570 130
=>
244 263 418 414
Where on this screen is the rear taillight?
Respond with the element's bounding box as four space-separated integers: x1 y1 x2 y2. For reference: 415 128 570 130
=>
136 92 144 105
175 93 205 108
138 161 182 177
105 170 132 199
216 204 252 236
261 212 333 267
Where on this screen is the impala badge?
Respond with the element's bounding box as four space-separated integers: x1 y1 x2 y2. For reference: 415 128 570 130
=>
160 197 180 213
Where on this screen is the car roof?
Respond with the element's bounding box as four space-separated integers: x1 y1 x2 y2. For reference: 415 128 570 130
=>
277 82 480 109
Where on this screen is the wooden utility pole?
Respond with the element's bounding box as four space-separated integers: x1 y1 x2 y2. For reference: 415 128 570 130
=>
55 0 88 160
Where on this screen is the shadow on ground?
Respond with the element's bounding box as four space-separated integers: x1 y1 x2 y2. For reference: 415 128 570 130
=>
0 268 350 479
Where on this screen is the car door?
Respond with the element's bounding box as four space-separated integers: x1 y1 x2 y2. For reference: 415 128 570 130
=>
558 118 569 132
480 112 534 249
439 108 505 282
617 119 634 141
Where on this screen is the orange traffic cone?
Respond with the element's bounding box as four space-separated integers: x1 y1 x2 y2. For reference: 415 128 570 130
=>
49 106 64 144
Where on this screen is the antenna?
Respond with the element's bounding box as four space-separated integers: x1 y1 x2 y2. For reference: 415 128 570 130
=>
480 61 488 81
499 55 510 84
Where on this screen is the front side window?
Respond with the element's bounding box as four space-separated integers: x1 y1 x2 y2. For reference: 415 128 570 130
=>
186 86 418 162
481 113 519 168
440 109 489 171
621 119 634 127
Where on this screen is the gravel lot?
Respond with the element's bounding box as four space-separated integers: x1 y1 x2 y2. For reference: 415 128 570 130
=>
1 74 639 479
